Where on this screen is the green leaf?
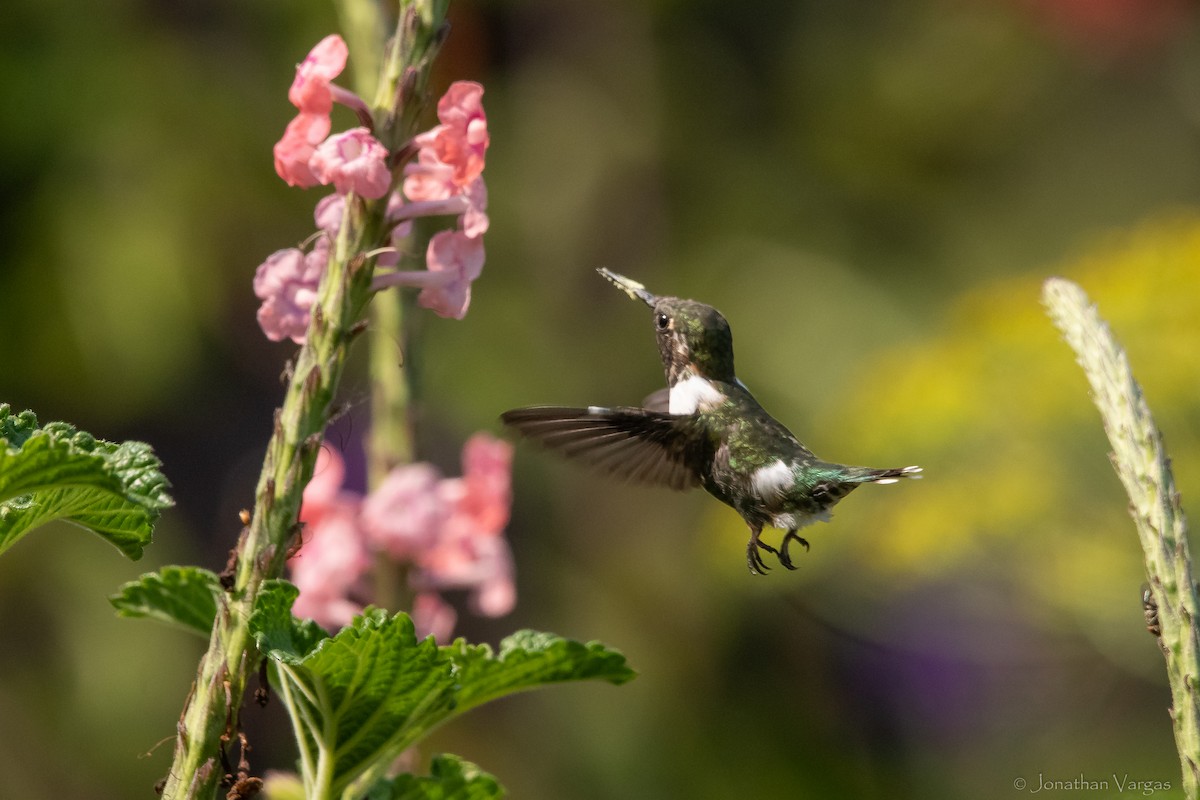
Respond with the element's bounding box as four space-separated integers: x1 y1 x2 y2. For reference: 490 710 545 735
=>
254 582 636 799
379 755 504 800
109 566 221 636
444 629 637 714
0 404 172 560
260 606 457 799
249 580 329 664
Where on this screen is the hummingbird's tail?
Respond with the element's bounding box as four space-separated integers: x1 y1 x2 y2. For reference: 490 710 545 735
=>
850 464 923 485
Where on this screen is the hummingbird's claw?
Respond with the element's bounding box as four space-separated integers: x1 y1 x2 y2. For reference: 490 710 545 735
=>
746 526 779 575
779 530 810 570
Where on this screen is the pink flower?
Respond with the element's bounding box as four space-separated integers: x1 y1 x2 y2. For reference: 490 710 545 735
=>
419 518 516 617
369 230 485 319
313 193 344 235
254 241 329 343
402 148 457 203
360 463 447 559
412 593 458 642
395 172 489 238
419 230 484 318
310 127 392 199
300 445 348 527
414 433 516 617
288 34 348 115
419 81 489 187
457 433 513 534
289 497 369 629
274 112 332 188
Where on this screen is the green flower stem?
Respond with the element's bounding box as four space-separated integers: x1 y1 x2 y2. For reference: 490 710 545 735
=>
1043 277 1200 798
161 3 449 796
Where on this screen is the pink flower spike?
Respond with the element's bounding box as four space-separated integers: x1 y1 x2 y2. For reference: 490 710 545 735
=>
360 463 447 559
274 112 332 188
311 127 392 199
254 242 327 343
288 34 348 115
419 230 485 319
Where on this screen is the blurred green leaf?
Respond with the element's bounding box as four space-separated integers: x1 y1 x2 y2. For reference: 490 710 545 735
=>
109 566 221 636
376 754 504 800
0 403 172 560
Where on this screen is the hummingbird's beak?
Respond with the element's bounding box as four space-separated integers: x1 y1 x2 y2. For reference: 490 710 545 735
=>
597 267 657 307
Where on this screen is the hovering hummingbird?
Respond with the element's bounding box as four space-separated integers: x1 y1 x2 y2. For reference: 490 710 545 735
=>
501 269 921 574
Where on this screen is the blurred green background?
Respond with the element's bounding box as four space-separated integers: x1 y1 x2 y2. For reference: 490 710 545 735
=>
3 0 1200 797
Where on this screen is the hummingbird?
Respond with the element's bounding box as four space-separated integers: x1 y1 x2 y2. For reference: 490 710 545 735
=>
501 269 921 574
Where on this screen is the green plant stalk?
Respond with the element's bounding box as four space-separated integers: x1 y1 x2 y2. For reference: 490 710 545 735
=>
1043 277 1200 798
161 2 450 796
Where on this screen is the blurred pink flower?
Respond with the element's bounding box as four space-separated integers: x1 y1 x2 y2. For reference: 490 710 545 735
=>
254 241 329 343
286 436 516 633
311 127 392 199
415 434 516 617
289 497 368 629
458 432 514 534
360 463 447 559
417 81 489 187
274 112 332 188
412 592 458 642
300 445 348 526
288 34 348 115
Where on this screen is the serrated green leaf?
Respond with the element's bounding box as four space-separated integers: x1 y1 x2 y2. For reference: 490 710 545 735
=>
380 754 504 800
443 629 637 714
0 404 173 560
249 580 328 664
109 566 221 636
266 607 458 799
256 582 636 799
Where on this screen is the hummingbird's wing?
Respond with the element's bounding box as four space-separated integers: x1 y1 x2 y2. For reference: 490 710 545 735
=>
500 406 703 491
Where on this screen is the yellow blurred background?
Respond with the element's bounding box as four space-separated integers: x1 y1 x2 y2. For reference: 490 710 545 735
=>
2 0 1199 797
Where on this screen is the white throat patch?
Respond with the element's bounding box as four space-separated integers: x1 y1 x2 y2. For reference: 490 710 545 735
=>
669 374 726 414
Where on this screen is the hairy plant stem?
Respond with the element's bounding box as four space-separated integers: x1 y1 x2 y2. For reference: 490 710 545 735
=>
1044 277 1200 798
161 3 449 796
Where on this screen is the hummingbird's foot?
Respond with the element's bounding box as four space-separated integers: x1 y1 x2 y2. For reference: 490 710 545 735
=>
746 527 779 575
778 529 810 570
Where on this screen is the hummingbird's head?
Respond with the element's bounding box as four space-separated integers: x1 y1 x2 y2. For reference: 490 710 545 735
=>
598 268 736 386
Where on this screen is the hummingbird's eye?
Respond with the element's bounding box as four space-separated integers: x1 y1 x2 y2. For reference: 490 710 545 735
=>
655 312 670 331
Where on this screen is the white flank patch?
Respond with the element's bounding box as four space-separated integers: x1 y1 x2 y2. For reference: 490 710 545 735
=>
669 374 726 414
751 459 794 500
772 509 831 531
586 406 610 415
